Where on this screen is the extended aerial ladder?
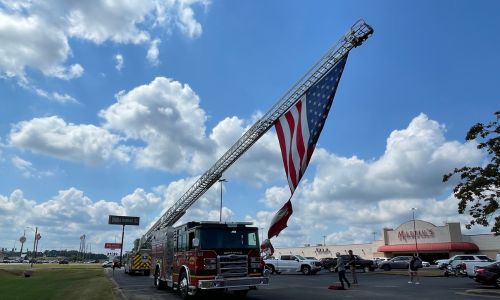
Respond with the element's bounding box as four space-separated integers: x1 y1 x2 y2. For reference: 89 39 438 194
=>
140 20 373 246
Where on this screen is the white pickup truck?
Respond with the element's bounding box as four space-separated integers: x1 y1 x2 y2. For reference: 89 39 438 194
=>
446 254 497 277
264 254 322 275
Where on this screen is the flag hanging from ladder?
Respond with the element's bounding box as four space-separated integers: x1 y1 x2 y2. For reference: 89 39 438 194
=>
268 54 349 239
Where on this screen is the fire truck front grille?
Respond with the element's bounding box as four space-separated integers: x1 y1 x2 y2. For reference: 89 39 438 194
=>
218 254 248 278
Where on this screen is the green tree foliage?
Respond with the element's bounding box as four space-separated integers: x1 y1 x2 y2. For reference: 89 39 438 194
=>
443 111 499 235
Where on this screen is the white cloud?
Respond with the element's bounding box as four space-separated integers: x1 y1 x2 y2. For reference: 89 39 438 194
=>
0 179 230 251
11 155 37 178
0 0 209 82
0 111 494 250
9 116 129 165
114 53 124 71
100 76 209 171
0 12 74 79
253 113 487 247
147 39 161 66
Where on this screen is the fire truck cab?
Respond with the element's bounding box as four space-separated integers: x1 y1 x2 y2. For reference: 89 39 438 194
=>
151 221 269 298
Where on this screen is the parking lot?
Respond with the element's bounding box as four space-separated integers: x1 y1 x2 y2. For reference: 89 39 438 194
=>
107 268 500 299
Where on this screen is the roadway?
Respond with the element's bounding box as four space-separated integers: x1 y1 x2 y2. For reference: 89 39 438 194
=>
106 268 500 300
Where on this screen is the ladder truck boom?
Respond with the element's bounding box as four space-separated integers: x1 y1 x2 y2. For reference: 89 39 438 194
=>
141 20 373 244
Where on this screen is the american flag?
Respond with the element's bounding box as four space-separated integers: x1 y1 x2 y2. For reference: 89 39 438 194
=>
275 54 348 193
268 55 349 239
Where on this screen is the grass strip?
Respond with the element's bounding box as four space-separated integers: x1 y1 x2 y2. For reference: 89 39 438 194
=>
0 264 114 300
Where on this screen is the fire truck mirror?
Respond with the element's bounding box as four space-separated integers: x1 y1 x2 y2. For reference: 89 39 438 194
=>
192 238 200 248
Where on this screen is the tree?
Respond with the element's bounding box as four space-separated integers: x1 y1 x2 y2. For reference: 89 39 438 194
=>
443 111 499 235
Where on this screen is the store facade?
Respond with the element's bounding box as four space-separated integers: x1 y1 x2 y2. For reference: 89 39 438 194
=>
273 220 499 263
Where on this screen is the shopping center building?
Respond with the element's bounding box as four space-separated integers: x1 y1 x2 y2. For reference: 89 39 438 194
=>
273 220 499 262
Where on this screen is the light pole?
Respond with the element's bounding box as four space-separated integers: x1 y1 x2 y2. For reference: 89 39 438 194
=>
323 235 326 246
218 178 227 222
372 231 376 241
411 208 419 256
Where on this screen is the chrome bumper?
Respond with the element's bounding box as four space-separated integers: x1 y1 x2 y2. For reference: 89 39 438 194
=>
197 276 269 290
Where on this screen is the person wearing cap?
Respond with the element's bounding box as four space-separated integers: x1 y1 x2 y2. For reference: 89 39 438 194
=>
335 252 350 289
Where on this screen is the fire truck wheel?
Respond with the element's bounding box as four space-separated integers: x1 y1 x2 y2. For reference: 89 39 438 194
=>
179 272 190 299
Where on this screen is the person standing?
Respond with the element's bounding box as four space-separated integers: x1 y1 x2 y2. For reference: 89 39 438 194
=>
408 253 421 284
348 250 358 284
336 252 350 289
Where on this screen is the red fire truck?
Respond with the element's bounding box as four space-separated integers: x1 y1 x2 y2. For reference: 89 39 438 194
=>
151 221 269 298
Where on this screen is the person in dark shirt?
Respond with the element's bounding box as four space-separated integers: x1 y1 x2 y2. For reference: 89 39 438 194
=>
408 254 421 284
348 250 358 284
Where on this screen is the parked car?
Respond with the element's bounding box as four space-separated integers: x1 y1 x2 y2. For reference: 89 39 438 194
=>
378 256 413 271
319 257 336 272
264 254 322 275
58 259 69 264
447 254 493 269
436 259 450 269
102 261 113 268
422 260 430 267
474 262 500 287
373 257 389 267
323 255 375 272
463 257 496 277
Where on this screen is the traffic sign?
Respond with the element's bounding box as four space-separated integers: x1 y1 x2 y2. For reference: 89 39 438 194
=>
19 236 26 243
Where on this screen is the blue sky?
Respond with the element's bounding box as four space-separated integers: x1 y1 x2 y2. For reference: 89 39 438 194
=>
0 0 498 255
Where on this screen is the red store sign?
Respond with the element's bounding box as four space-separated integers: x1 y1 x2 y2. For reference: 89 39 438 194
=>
397 229 435 242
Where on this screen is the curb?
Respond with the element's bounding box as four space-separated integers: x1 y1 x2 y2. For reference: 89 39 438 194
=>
104 268 127 300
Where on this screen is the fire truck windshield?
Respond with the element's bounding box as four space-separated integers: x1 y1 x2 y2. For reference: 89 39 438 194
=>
198 228 259 250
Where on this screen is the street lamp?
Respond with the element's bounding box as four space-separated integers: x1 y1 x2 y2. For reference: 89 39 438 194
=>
323 235 326 246
411 208 419 256
218 178 227 222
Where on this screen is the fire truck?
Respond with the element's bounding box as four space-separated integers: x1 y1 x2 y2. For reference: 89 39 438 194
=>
151 221 266 297
139 20 373 299
124 248 152 276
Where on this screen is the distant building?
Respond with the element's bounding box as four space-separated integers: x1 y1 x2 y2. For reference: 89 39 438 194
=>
273 220 499 261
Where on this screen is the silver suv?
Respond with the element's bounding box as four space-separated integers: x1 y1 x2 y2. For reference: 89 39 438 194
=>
447 255 492 268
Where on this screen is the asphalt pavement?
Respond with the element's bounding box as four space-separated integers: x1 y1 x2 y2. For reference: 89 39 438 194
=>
105 267 500 300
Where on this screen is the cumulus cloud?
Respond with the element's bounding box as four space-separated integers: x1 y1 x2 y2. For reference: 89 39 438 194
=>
0 0 209 82
100 76 209 171
0 113 493 250
0 180 229 251
254 113 486 247
9 116 129 165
